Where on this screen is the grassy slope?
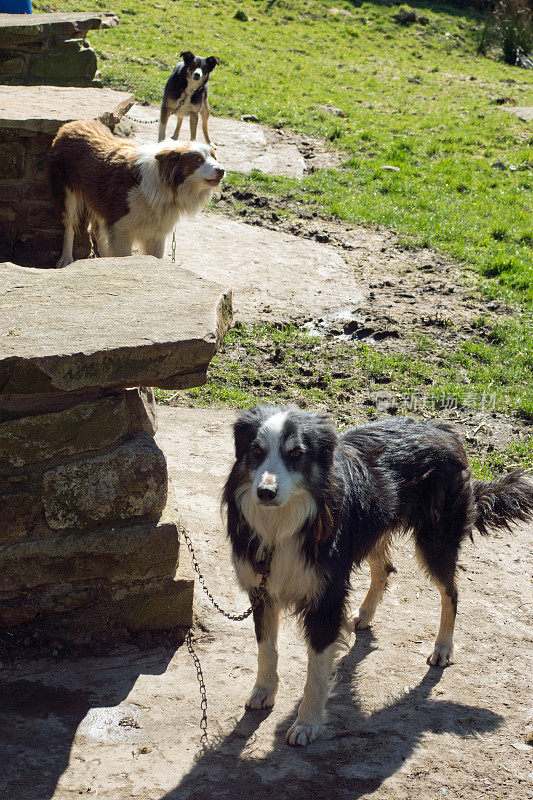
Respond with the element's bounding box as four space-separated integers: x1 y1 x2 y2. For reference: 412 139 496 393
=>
36 0 533 302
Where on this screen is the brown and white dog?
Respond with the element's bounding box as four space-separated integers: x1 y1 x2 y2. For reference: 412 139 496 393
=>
47 119 224 268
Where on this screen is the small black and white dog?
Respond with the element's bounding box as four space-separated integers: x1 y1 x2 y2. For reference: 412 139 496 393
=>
223 406 533 746
158 50 220 144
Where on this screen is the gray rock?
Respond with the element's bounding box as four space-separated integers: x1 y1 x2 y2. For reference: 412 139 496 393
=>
0 12 117 44
318 104 347 118
42 434 167 530
0 85 134 134
0 562 193 630
0 517 181 592
0 258 232 394
0 395 128 467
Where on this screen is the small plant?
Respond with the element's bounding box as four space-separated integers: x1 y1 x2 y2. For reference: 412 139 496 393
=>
478 1 533 66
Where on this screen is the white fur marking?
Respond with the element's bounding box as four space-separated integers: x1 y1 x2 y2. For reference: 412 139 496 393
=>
286 643 336 746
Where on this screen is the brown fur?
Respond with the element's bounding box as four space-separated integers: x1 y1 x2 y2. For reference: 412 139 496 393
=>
48 120 140 226
47 119 224 267
155 145 204 193
48 121 203 226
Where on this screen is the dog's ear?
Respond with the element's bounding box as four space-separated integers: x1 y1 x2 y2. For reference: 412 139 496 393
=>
205 56 220 71
233 406 268 460
180 50 195 65
155 147 202 188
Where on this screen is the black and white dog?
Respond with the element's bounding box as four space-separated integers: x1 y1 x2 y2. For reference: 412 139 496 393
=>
223 406 533 746
158 50 220 144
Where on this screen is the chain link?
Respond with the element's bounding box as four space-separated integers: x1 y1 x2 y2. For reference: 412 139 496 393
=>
126 115 158 124
181 527 269 621
171 229 176 264
185 630 208 746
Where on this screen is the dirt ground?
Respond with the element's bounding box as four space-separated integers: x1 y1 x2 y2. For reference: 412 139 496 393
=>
1 118 532 800
1 406 531 800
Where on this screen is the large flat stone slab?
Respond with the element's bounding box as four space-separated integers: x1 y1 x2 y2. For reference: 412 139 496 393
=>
125 105 305 178
0 257 232 394
0 12 117 42
165 213 362 320
0 85 134 133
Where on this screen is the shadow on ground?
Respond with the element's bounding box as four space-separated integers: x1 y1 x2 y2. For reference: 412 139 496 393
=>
0 646 177 800
0 629 504 800
161 630 502 800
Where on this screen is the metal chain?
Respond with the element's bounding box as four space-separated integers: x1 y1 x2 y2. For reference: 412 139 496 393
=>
126 115 158 124
185 630 208 745
181 527 269 621
182 528 271 743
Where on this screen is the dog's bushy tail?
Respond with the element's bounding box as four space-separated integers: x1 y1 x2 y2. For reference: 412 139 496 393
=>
473 470 533 536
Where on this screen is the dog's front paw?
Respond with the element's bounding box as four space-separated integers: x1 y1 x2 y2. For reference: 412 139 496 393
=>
245 684 277 710
427 643 453 667
286 721 321 746
352 612 373 630
55 255 74 268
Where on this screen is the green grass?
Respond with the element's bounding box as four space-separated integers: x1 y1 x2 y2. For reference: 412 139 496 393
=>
155 318 533 417
153 319 533 477
36 0 533 303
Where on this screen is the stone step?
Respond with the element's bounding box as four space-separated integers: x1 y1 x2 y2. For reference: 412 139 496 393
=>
0 258 232 393
0 515 181 595
0 561 194 637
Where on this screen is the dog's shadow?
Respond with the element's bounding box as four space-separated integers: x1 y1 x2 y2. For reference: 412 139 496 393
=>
161 630 503 800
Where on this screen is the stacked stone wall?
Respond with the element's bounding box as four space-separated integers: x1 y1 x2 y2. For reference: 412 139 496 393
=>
0 126 90 266
0 388 193 641
0 12 117 87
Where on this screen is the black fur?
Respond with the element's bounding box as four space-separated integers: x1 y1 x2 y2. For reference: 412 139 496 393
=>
162 51 219 112
224 408 533 655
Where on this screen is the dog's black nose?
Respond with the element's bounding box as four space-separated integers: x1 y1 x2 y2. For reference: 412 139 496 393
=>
215 167 225 179
257 485 277 503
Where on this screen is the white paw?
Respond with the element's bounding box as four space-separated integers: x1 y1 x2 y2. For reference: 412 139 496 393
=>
55 255 74 268
427 643 454 667
352 611 373 630
245 684 277 710
286 721 321 746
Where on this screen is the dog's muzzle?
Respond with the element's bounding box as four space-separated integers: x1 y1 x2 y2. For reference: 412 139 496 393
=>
191 69 203 81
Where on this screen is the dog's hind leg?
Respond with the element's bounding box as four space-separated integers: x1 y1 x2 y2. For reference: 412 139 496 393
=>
158 105 173 142
189 112 199 141
352 537 396 630
55 188 80 268
246 595 280 710
427 577 458 668
415 519 464 667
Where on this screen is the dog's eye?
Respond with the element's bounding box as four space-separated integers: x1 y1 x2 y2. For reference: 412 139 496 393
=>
289 447 303 459
252 445 264 457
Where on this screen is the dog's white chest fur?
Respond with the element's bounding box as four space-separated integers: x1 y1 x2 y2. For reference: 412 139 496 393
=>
174 94 201 118
233 487 323 608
